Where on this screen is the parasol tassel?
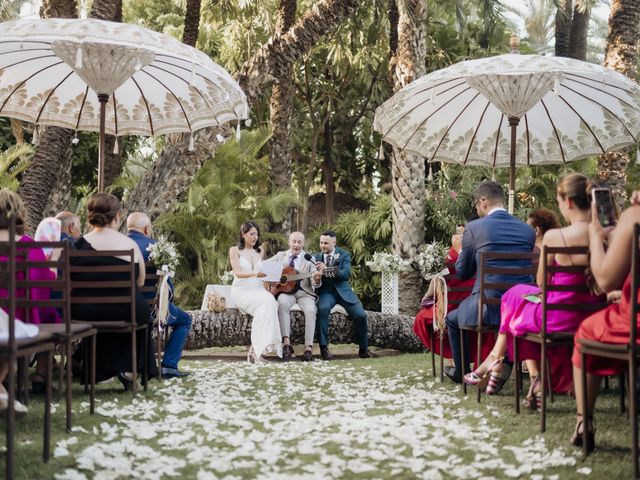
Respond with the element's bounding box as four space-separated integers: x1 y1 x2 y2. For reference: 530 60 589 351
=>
491 168 496 181
71 134 79 146
244 118 252 127
378 143 384 160
236 122 241 141
188 133 195 152
75 47 82 69
427 162 433 181
113 137 119 154
553 77 560 95
216 133 224 142
32 126 38 145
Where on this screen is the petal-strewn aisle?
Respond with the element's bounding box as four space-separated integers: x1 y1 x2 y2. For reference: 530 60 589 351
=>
52 358 586 480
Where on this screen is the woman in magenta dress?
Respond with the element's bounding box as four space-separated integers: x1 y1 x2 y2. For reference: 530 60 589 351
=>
463 174 604 402
0 189 59 412
569 193 640 451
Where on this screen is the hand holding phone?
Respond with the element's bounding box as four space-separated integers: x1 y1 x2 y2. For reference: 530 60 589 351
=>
591 188 617 227
456 223 464 235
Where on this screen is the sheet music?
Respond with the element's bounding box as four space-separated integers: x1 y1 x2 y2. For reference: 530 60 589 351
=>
260 259 284 282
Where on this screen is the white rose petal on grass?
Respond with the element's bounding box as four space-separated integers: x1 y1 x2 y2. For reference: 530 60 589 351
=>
577 467 592 475
54 469 88 480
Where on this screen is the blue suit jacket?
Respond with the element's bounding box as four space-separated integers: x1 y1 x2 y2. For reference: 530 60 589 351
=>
451 210 535 327
314 247 360 304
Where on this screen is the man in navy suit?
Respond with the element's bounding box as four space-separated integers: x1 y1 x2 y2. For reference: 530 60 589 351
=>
127 212 192 378
314 230 374 360
444 181 535 383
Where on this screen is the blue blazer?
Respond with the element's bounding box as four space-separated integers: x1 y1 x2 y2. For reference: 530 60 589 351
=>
314 247 360 305
452 210 535 327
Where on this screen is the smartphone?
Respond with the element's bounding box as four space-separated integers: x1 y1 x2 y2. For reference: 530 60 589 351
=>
523 293 542 304
591 188 617 227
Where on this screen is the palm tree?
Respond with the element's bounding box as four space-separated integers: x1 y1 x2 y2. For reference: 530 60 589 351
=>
597 0 640 207
555 0 573 57
568 0 591 60
391 0 427 315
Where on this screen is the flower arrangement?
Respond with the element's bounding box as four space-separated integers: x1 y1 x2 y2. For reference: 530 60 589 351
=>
416 241 448 278
147 235 180 273
367 251 411 273
219 270 234 285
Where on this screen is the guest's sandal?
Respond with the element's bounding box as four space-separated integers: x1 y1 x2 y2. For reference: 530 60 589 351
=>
522 376 542 410
463 354 502 389
570 413 596 453
485 365 510 395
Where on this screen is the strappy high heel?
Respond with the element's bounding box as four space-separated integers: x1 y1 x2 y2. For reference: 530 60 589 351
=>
485 363 512 395
463 353 503 389
522 376 542 410
570 413 596 453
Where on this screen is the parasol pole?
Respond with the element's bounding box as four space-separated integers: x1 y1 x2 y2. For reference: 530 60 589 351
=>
97 93 109 193
508 115 520 214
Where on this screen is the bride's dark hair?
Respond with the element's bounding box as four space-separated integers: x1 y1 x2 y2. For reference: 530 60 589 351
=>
238 221 262 251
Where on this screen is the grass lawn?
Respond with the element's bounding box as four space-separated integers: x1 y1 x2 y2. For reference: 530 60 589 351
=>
0 347 634 479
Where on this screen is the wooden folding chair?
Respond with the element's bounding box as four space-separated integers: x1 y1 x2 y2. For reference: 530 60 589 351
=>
0 216 56 479
513 245 607 433
460 251 537 402
577 223 640 477
68 249 149 396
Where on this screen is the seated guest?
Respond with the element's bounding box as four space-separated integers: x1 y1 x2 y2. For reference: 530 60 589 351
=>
0 189 60 396
570 190 640 451
127 212 192 377
55 211 82 243
445 181 535 383
464 174 605 402
527 208 561 252
71 193 158 390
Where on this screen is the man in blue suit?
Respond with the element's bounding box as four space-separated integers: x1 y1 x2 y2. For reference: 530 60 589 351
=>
127 212 192 378
314 230 374 360
444 181 535 383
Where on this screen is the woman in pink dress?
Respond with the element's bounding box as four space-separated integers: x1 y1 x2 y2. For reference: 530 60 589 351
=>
463 174 604 404
0 189 60 414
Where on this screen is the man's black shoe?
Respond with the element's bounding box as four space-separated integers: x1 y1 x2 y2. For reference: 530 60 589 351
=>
320 346 333 361
282 344 294 361
358 349 378 359
443 366 462 383
301 349 313 362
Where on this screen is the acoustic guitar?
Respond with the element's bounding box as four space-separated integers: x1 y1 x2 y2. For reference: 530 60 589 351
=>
266 266 337 297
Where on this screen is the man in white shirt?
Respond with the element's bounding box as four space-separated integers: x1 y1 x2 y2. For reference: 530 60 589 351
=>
269 232 320 361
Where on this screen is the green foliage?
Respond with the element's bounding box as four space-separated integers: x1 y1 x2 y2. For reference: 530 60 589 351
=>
0 143 32 191
156 127 298 308
307 195 392 310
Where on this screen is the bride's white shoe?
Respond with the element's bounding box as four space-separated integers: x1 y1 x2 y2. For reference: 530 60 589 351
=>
247 347 267 365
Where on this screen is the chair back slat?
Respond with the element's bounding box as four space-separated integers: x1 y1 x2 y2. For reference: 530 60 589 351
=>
141 262 161 307
0 216 17 349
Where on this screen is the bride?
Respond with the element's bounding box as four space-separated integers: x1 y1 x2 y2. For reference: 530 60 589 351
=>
229 221 282 363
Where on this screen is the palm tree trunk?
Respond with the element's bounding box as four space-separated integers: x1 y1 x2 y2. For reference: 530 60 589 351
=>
16 0 78 230
554 0 573 57
182 0 202 47
267 0 297 242
322 115 335 224
597 0 640 208
391 0 427 315
568 1 589 60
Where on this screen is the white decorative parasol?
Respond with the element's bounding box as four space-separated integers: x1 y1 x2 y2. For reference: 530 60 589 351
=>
0 18 248 191
374 53 640 212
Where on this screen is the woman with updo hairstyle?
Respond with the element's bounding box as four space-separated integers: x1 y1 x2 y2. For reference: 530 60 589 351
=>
463 173 605 404
229 220 282 364
0 189 59 408
71 193 158 390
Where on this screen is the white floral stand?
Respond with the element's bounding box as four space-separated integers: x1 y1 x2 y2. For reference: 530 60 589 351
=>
366 263 411 315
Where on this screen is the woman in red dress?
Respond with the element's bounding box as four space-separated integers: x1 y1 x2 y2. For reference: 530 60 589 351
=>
571 194 640 451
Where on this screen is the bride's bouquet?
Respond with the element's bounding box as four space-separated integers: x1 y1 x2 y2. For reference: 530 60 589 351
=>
416 241 447 279
147 235 180 273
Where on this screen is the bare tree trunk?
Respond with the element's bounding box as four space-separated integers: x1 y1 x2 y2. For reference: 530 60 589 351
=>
322 108 335 224
267 0 297 242
17 0 78 230
391 0 427 315
568 2 589 60
186 309 424 352
555 0 573 57
597 0 640 208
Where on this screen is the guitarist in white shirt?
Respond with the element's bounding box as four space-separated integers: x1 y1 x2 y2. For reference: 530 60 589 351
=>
269 232 322 361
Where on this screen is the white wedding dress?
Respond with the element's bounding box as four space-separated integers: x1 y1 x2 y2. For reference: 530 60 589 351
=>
230 255 282 359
